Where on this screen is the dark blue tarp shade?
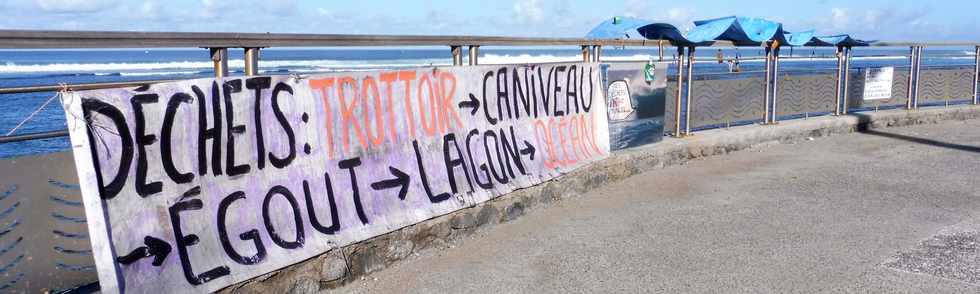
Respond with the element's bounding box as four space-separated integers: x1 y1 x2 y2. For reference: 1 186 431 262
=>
586 16 655 39
596 15 868 47
637 23 712 46
806 34 870 47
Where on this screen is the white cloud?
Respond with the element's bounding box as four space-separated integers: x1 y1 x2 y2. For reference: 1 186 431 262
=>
199 0 236 17
805 6 947 40
258 0 298 16
316 8 333 17
619 0 697 30
139 0 162 20
622 0 648 18
830 7 848 31
665 8 695 30
36 0 116 13
513 0 544 24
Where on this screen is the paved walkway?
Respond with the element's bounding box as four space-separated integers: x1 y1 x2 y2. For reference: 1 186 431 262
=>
335 119 980 293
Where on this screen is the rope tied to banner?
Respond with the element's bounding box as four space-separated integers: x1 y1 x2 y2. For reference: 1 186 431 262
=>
4 83 69 136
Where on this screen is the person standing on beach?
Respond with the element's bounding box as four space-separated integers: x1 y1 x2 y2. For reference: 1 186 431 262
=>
716 49 724 64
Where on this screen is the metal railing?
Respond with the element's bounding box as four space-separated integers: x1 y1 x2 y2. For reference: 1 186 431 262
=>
0 30 978 143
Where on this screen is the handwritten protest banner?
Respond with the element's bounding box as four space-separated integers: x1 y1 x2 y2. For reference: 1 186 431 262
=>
61 63 609 293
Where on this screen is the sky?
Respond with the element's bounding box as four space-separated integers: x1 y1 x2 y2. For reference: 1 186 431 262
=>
0 0 977 42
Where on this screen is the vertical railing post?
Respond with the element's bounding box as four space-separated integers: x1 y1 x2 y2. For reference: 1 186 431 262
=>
913 46 923 109
244 47 260 76
771 45 781 123
973 45 979 105
834 46 844 115
674 46 685 137
582 45 591 63
906 46 917 110
451 46 463 66
658 40 665 61
593 45 602 62
685 46 696 135
842 46 852 114
468 45 480 66
209 48 228 78
763 44 772 123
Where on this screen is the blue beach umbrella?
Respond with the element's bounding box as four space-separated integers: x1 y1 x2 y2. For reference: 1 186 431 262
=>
586 16 654 39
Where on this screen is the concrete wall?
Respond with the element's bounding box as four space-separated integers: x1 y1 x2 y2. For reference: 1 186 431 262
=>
223 105 980 293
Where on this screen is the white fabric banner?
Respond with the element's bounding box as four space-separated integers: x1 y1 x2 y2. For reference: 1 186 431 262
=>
61 63 610 293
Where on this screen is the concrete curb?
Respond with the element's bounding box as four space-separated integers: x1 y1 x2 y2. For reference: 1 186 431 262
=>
222 105 980 293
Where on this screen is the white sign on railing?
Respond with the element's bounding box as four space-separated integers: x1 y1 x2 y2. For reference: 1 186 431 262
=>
863 67 894 100
60 63 610 293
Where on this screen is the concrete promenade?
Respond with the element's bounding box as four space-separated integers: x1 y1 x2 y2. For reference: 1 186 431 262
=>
332 118 980 293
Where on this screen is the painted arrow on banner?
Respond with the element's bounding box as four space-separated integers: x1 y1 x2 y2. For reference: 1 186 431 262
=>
116 236 172 266
520 141 536 161
458 93 481 115
371 166 410 200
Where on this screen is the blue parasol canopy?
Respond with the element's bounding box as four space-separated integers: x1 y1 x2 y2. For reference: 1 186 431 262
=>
586 16 656 39
589 15 868 47
784 30 816 47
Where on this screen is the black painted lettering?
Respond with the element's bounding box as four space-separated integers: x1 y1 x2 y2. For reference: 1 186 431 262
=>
481 70 497 125
566 65 579 114
496 67 511 121
170 199 230 285
553 65 566 116
513 67 532 119
161 93 194 184
269 82 296 169
442 133 473 194
499 126 526 177
482 130 508 184
465 129 493 189
536 66 555 117
194 83 222 176
413 140 451 203
303 174 340 235
217 191 266 265
246 77 272 170
581 66 594 112
262 185 304 249
223 79 250 177
338 158 369 225
131 93 162 197
82 98 134 200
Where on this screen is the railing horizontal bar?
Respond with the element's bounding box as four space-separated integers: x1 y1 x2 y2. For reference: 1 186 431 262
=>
0 79 180 94
0 30 731 48
0 129 68 143
868 41 980 47
0 57 963 96
0 30 975 49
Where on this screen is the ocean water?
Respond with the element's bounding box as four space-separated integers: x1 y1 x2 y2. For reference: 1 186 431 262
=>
0 47 975 158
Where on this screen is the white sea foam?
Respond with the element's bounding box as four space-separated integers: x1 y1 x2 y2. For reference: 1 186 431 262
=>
118 71 205 76
479 53 658 64
0 53 958 77
479 54 579 64
0 59 452 74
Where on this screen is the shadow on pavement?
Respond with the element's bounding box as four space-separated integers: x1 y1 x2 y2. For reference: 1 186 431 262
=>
849 112 980 154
